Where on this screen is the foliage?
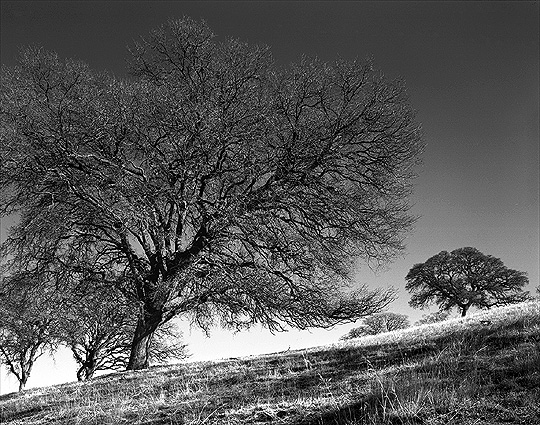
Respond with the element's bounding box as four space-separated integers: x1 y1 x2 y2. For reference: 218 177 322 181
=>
341 312 410 339
406 247 530 317
0 17 423 369
414 310 452 326
340 324 373 340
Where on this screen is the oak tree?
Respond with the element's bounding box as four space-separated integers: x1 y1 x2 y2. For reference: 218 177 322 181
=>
414 310 451 326
61 286 138 381
0 273 63 391
406 247 530 317
340 312 410 339
0 17 423 370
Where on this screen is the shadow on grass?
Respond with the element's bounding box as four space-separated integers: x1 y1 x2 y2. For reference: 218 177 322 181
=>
0 405 50 423
297 394 425 425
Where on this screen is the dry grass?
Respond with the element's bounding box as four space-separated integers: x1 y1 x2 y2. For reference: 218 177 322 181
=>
1 300 539 424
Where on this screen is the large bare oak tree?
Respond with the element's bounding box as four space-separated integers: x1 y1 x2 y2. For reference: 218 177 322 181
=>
0 18 423 370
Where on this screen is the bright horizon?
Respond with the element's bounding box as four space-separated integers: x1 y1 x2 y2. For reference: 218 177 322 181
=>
1 1 538 395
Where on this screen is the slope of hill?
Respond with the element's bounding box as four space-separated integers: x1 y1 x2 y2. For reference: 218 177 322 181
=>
1 301 539 424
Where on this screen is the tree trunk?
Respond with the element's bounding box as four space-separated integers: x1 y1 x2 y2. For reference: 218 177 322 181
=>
73 347 98 381
461 305 469 317
127 312 162 370
77 365 87 382
18 374 27 392
18 361 32 392
76 363 97 381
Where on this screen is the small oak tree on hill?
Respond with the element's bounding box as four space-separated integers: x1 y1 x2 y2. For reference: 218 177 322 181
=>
61 285 139 381
414 310 452 326
0 17 423 370
406 247 530 317
0 273 63 391
341 312 410 340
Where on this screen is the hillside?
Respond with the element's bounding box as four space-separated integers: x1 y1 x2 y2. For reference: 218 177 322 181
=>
1 301 539 425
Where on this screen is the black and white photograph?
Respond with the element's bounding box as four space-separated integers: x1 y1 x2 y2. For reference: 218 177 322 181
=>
0 1 538 423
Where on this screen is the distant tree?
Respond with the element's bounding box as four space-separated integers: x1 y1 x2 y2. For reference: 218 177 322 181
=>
0 273 63 391
0 17 423 370
341 312 410 340
414 311 451 326
364 312 411 334
340 324 372 340
406 247 530 317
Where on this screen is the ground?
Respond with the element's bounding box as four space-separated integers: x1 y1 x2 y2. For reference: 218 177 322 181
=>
1 301 539 424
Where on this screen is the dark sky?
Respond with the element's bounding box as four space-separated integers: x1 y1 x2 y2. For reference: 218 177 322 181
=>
1 0 539 391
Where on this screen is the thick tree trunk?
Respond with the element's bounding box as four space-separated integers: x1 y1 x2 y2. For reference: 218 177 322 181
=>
73 347 98 381
460 305 469 317
127 312 162 370
76 363 97 381
17 361 32 392
18 373 28 392
77 365 87 382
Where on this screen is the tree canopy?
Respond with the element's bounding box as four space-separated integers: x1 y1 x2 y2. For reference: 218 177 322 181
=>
406 247 530 317
340 312 410 340
414 311 452 326
0 17 424 370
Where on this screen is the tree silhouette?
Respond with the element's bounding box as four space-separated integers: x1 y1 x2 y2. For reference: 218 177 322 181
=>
406 247 530 317
341 312 410 339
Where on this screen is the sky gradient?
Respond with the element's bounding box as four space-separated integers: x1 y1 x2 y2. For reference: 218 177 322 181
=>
1 1 538 394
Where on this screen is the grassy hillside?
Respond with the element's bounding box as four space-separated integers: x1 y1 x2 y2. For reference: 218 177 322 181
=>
1 301 539 424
